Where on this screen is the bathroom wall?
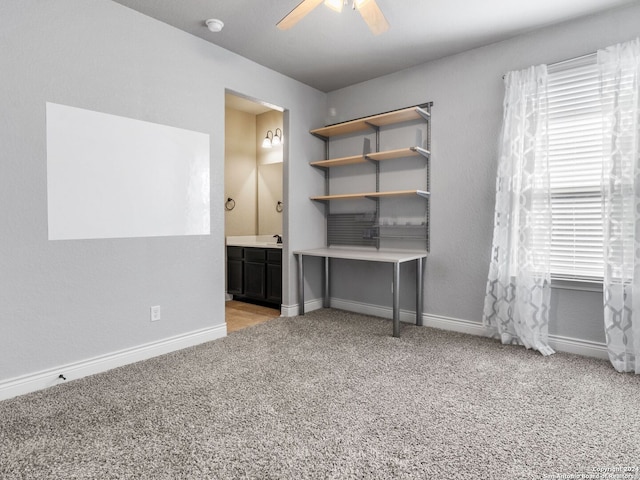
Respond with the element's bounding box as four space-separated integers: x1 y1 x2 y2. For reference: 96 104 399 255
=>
225 107 283 238
257 110 284 236
224 107 257 236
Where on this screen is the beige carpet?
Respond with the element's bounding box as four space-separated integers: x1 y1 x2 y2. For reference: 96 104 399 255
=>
1 309 639 479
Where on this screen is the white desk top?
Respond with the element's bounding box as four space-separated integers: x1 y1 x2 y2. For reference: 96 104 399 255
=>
293 247 427 263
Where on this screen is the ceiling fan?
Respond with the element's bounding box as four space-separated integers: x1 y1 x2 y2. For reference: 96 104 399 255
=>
277 0 390 35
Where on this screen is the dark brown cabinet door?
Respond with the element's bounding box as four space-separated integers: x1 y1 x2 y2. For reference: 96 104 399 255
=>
227 258 244 295
244 261 266 300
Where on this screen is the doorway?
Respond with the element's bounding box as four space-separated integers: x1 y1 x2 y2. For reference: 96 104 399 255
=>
226 300 280 333
224 91 284 331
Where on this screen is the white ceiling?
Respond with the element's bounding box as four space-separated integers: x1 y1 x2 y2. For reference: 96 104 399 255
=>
112 0 640 92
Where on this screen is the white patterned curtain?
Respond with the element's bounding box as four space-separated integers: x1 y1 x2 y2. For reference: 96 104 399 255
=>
483 65 555 356
598 38 640 373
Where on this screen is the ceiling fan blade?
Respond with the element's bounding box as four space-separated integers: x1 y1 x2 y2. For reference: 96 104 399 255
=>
356 0 389 35
277 0 324 30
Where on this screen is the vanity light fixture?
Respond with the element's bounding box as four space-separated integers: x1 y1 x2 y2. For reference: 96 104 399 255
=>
262 130 274 148
262 129 283 148
272 128 283 146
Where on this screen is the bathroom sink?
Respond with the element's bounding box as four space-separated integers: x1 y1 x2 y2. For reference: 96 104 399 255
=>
226 236 283 248
250 242 282 248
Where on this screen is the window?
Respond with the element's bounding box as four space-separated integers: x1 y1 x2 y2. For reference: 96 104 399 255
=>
546 54 604 283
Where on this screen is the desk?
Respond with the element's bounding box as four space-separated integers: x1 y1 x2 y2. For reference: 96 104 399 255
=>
293 247 428 337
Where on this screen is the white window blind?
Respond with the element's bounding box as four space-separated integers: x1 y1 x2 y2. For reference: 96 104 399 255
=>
546 54 604 282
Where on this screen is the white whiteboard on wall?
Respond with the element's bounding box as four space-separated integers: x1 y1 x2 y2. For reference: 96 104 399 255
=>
46 102 210 240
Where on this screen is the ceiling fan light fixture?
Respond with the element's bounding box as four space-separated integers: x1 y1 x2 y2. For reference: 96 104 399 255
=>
277 0 388 35
324 0 344 13
353 0 371 9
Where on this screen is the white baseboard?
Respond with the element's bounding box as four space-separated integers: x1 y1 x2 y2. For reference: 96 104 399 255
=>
280 298 324 317
328 298 609 360
280 303 297 317
423 312 487 336
0 324 227 402
546 334 608 360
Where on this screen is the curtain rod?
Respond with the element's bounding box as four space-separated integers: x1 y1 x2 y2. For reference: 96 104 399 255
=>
502 51 596 79
550 51 596 68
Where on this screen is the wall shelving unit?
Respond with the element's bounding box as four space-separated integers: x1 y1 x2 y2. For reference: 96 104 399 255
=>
309 106 430 138
295 103 432 337
309 103 432 251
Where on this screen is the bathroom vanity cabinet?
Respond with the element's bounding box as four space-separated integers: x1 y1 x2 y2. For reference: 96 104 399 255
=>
227 246 282 307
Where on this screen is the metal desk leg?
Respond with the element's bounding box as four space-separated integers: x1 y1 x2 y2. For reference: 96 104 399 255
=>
416 257 425 326
392 262 400 337
323 257 330 308
297 254 305 315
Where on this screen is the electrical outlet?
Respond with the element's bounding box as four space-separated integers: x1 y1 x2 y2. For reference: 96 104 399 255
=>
150 305 161 322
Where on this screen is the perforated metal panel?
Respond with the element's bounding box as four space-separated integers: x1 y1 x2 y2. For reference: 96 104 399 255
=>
327 213 377 247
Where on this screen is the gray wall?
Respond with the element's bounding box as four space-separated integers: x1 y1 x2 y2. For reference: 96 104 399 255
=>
0 0 325 383
324 3 640 343
3 0 637 387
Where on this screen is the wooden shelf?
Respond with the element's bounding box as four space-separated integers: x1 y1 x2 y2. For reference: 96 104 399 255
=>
310 147 429 168
310 106 430 139
367 147 429 161
310 189 430 202
310 154 365 168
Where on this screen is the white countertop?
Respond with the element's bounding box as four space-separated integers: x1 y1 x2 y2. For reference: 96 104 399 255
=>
226 235 283 249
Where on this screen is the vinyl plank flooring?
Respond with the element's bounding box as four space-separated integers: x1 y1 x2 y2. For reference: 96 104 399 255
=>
225 300 280 333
